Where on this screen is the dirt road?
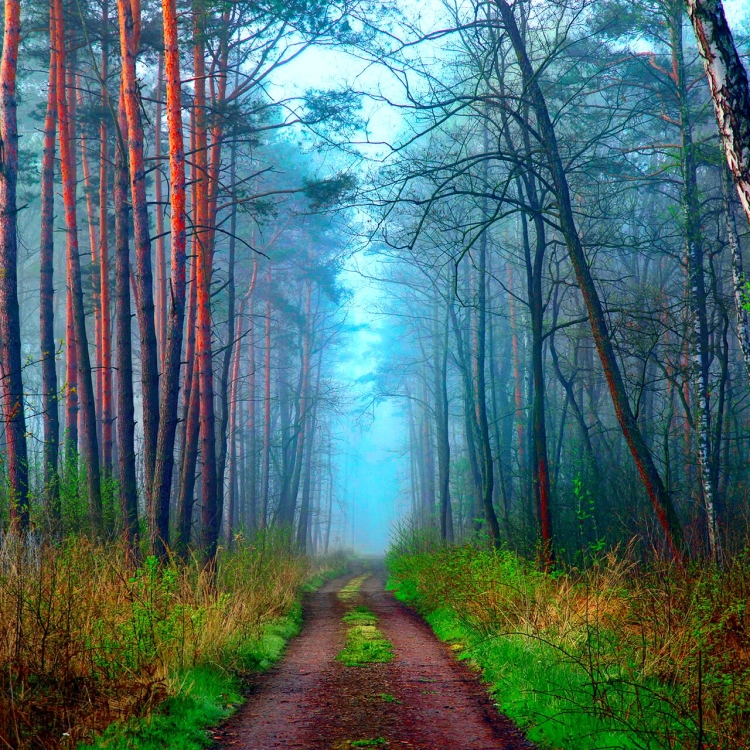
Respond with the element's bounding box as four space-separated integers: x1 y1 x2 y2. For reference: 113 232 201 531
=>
215 568 533 750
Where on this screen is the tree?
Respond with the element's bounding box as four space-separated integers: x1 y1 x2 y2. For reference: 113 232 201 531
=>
0 0 29 531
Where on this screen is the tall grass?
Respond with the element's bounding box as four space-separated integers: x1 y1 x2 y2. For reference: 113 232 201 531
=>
387 528 750 749
0 530 319 749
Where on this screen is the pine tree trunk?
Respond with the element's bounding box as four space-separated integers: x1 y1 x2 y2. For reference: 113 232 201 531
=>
55 0 102 531
117 0 160 498
99 3 113 474
114 95 139 549
150 0 187 559
0 0 30 531
154 52 167 368
260 267 272 527
40 6 60 522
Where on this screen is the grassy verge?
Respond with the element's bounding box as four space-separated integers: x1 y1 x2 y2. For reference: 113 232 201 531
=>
80 603 306 750
0 531 345 749
387 532 750 750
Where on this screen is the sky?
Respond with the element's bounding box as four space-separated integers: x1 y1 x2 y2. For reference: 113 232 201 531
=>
267 0 750 554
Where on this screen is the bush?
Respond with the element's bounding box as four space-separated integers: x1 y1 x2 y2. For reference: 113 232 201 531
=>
0 530 316 748
387 529 750 749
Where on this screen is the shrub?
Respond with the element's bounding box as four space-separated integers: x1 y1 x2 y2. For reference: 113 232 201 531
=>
0 530 314 748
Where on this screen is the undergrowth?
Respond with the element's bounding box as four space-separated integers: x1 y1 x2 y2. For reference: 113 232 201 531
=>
0 530 344 749
387 529 750 750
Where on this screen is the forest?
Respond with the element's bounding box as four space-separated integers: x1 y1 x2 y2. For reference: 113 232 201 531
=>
1 0 750 747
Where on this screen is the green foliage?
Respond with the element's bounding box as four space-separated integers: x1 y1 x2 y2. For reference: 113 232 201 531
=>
0 532 326 749
387 533 750 749
80 666 242 750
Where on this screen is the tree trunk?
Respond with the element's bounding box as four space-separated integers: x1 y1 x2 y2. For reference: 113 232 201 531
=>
0 0 29 531
434 297 453 542
296 357 320 551
114 95 139 550
56 0 102 531
40 7 60 523
260 267 272 526
99 3 113 474
247 301 258 529
117 0 160 497
671 9 718 562
154 52 167 368
722 166 750 383
150 0 187 558
686 0 750 225
224 298 245 545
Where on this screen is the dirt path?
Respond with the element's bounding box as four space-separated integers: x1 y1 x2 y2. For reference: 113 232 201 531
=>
215 567 533 750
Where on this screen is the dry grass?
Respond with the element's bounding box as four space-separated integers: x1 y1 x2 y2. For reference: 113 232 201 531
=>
0 531 313 749
388 533 750 748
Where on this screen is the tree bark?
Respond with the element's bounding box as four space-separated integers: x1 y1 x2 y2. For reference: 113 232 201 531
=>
671 9 718 562
260 267 272 526
55 0 102 531
99 3 113 474
40 6 60 523
686 0 750 225
117 0 160 497
114 96 139 549
0 0 30 531
150 0 188 559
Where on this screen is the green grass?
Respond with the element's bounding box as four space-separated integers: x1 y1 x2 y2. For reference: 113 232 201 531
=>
349 738 388 747
387 554 698 750
343 605 378 626
80 572 336 749
81 666 242 750
336 601 393 667
337 574 370 602
337 621 394 667
377 693 399 704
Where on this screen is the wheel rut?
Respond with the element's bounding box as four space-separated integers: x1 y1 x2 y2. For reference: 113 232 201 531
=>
215 566 534 750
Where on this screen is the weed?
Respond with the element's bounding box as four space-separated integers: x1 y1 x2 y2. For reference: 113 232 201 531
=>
0 530 336 748
378 693 400 703
343 605 379 625
349 738 388 747
387 530 750 749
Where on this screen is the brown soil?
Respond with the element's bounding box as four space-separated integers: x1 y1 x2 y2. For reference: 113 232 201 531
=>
214 566 534 750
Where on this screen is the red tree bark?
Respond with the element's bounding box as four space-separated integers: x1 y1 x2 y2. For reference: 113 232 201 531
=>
0 0 30 530
55 0 103 530
116 0 160 497
150 0 188 559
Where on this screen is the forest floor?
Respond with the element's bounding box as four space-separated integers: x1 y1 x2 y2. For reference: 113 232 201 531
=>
213 564 533 750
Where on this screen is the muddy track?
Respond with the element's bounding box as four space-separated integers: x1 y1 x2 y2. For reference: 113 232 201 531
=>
214 566 534 750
